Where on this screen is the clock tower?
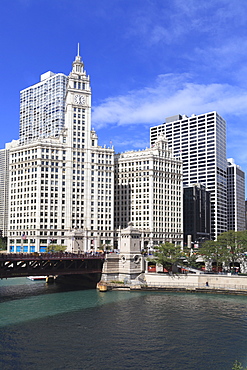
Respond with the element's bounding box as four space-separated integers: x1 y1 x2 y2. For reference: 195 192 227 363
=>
65 43 91 148
8 45 115 254
64 45 115 252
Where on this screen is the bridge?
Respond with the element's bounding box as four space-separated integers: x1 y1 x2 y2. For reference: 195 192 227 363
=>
0 253 105 279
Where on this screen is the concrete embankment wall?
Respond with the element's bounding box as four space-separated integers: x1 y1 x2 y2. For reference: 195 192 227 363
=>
144 273 247 291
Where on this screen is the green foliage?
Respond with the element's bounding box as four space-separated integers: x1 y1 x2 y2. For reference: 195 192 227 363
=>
217 230 247 266
200 230 247 271
232 360 247 370
148 242 183 269
200 240 227 270
0 237 7 251
182 245 200 267
110 280 124 284
46 244 67 253
184 252 200 269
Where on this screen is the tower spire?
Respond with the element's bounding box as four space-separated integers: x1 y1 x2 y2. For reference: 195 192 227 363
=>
75 43 81 62
72 43 84 73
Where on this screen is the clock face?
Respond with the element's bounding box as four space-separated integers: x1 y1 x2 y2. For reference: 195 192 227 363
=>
74 94 86 105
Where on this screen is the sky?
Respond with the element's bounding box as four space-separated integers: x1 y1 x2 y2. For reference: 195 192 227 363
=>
1 0 247 188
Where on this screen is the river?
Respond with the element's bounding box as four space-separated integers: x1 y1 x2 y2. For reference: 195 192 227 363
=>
0 278 247 369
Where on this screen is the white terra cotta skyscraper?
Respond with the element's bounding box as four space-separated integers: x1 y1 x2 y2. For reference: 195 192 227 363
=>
8 47 114 253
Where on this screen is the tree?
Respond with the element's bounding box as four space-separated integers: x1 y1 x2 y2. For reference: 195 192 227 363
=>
46 244 67 253
200 240 228 271
217 230 247 270
148 242 183 270
0 237 7 251
232 360 247 370
199 231 247 272
183 249 200 269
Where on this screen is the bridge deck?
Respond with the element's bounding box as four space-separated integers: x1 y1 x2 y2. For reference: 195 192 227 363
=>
0 253 105 279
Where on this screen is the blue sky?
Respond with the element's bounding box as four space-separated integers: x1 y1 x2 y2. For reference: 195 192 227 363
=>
1 0 247 185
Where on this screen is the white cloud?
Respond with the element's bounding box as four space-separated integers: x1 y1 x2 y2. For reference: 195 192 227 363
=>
94 73 247 185
192 38 247 73
125 0 247 48
92 73 247 129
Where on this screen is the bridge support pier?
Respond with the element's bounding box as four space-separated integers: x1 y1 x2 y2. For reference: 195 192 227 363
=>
101 223 144 283
46 276 55 284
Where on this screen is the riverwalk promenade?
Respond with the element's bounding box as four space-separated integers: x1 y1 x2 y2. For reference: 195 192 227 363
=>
105 273 247 295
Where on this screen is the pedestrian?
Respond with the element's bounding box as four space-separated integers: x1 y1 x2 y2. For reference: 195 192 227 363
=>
206 281 209 287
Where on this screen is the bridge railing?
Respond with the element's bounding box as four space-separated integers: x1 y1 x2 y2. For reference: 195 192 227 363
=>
0 252 105 261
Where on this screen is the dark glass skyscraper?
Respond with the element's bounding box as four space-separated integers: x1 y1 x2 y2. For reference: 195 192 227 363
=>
183 184 211 246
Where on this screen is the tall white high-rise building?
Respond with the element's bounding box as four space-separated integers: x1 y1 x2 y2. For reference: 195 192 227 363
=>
114 136 183 249
150 112 227 239
227 158 245 231
8 49 114 253
0 140 18 238
19 71 67 145
0 148 9 238
0 147 10 238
